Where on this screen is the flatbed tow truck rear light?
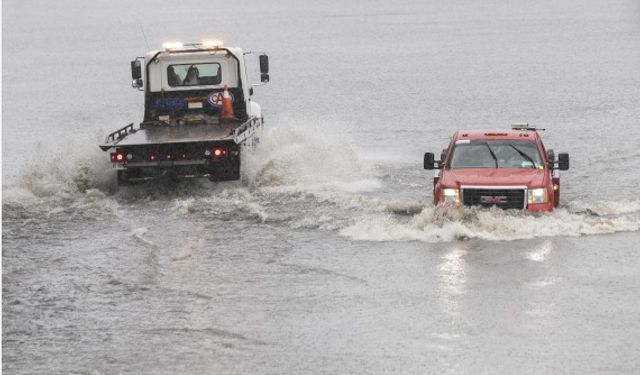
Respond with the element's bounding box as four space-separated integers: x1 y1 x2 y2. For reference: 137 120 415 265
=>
212 147 227 158
110 151 125 162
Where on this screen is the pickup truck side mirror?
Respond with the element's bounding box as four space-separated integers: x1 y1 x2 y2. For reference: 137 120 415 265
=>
558 153 569 171
440 149 448 168
424 152 436 170
546 149 555 168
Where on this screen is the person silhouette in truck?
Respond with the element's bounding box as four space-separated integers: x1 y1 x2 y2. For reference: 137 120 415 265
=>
183 65 200 85
167 66 181 86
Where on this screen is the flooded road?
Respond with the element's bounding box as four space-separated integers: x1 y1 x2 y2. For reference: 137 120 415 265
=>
3 0 640 373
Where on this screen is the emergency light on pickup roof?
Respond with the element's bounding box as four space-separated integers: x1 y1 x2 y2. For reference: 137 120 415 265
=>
511 123 545 131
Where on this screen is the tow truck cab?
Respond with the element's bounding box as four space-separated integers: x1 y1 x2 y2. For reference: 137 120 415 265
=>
423 124 569 212
131 42 267 123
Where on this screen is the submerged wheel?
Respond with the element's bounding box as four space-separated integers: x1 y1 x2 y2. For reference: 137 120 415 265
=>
117 169 145 186
117 170 130 186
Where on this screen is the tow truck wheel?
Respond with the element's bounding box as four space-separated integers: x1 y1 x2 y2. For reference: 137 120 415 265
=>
117 170 144 186
117 171 130 186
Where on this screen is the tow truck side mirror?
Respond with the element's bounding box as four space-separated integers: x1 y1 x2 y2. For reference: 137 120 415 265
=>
424 152 436 170
131 59 143 89
131 60 142 80
259 54 269 83
558 153 569 171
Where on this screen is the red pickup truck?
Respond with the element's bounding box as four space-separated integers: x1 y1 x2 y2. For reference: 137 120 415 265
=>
424 124 569 212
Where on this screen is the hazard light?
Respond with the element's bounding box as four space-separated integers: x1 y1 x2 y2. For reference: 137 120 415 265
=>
201 40 223 49
162 42 183 50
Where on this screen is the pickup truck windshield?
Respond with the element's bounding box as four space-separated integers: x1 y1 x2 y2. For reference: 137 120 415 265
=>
167 63 222 87
449 140 542 169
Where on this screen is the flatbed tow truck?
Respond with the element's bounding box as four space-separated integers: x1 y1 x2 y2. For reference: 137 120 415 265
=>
99 40 269 185
424 124 569 212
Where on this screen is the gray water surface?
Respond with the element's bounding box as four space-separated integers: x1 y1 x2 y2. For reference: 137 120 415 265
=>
3 0 640 374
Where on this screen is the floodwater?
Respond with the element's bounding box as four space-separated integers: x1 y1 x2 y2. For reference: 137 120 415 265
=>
3 0 640 373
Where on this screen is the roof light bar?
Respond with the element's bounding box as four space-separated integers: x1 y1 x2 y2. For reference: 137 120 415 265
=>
162 42 184 50
201 39 224 49
512 123 532 130
511 123 545 131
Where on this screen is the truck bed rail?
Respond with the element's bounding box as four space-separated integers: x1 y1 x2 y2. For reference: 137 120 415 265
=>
233 117 262 144
101 123 137 150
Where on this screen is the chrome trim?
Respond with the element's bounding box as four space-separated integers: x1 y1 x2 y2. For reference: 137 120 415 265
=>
460 185 528 209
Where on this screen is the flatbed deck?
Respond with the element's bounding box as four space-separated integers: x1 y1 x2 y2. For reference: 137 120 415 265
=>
101 123 236 149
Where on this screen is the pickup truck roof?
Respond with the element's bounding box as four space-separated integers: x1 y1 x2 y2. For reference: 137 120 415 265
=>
454 129 541 141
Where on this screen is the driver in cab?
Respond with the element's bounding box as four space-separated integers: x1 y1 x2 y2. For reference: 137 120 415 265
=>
183 65 199 85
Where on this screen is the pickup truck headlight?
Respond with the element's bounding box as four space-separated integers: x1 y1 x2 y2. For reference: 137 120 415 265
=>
440 188 461 204
528 188 548 204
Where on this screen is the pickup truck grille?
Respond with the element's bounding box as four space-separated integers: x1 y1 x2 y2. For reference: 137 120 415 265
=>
462 187 526 209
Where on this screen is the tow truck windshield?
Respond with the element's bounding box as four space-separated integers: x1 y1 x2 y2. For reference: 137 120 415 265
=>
449 140 543 169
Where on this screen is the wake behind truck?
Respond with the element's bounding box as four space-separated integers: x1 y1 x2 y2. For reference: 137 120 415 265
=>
424 124 570 212
100 40 269 185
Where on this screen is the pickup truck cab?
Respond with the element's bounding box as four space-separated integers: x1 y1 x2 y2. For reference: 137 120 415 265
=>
424 124 569 212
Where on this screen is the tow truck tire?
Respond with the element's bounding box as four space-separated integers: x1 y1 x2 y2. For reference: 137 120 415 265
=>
116 171 130 186
117 170 143 186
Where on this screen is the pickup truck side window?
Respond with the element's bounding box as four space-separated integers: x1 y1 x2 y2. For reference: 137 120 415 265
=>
167 63 222 87
450 140 543 169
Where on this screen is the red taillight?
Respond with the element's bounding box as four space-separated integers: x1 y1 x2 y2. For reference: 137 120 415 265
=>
110 151 125 163
181 153 188 160
149 154 157 161
212 147 227 158
165 154 172 160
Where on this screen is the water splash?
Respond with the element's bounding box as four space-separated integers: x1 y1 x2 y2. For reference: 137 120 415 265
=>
340 202 640 242
243 124 376 190
4 124 638 243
